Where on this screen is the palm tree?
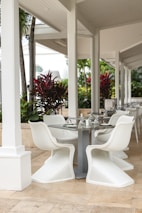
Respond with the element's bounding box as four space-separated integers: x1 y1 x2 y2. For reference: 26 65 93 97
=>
77 59 91 89
19 8 31 101
29 16 36 103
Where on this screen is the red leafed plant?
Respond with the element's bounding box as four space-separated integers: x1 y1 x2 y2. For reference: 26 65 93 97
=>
32 72 68 115
100 72 111 99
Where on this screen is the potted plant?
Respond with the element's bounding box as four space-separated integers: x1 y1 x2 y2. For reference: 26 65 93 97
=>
32 71 68 115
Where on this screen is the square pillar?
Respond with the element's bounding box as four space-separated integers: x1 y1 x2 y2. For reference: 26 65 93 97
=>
0 152 31 190
0 0 31 190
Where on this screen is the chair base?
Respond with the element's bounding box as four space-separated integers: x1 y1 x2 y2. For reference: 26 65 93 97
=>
32 161 75 183
32 149 75 183
111 155 134 171
86 150 134 188
110 151 128 159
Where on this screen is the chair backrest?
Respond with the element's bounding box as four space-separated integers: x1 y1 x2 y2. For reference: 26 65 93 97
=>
116 110 129 115
102 121 134 151
137 106 142 118
43 114 77 139
116 115 134 124
29 121 59 150
125 107 138 119
108 110 130 126
43 114 66 125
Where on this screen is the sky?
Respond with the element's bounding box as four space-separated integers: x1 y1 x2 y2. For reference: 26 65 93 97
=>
23 40 68 84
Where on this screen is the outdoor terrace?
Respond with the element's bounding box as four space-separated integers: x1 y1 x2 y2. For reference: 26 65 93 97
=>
0 130 142 213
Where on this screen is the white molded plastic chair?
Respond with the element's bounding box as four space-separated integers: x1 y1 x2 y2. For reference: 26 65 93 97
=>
111 115 134 160
43 114 66 125
94 113 131 155
86 120 134 187
43 114 78 164
29 121 75 183
94 115 134 169
94 113 131 159
137 106 142 135
126 107 139 143
109 116 134 170
94 110 129 138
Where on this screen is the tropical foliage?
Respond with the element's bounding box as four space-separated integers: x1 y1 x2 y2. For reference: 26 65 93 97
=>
77 59 91 108
32 72 68 115
131 67 142 97
20 96 40 122
100 72 112 99
77 59 114 108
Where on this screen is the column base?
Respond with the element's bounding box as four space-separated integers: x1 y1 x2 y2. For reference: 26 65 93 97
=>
0 151 31 191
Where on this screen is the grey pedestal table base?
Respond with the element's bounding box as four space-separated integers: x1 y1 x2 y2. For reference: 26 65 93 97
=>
74 128 91 179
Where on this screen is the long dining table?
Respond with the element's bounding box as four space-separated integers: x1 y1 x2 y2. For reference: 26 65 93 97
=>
48 122 113 179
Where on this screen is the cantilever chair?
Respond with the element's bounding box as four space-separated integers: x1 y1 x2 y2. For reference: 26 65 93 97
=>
94 113 131 159
29 121 75 183
94 115 134 170
110 115 134 161
125 107 139 143
86 120 134 187
43 114 66 125
43 114 78 164
94 110 129 139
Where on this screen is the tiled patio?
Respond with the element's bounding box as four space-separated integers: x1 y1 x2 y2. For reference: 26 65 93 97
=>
0 130 142 213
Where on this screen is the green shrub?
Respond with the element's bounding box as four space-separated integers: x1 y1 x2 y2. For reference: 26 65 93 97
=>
20 97 41 122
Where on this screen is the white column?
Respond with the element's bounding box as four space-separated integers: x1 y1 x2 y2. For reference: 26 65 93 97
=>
115 51 120 106
92 30 100 113
0 0 31 190
90 36 95 113
124 66 128 104
120 63 125 107
67 0 78 118
128 69 131 103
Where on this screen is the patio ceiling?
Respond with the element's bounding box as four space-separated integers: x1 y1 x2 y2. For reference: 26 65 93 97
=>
120 41 142 70
19 0 142 69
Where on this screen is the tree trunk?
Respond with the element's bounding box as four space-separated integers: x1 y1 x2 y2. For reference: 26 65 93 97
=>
29 16 36 103
19 32 27 101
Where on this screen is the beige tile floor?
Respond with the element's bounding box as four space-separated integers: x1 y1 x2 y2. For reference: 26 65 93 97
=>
0 130 142 213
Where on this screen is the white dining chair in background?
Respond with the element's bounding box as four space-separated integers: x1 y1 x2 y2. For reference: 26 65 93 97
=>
43 114 66 125
125 107 139 143
94 110 129 138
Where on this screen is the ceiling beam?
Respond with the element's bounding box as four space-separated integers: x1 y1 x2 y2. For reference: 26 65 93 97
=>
126 61 142 69
77 11 95 34
58 0 71 11
123 54 142 64
35 32 67 40
19 3 61 32
76 0 86 3
36 40 67 55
